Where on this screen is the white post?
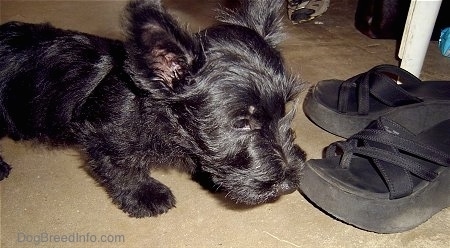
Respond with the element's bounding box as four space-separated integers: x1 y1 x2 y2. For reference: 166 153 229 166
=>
398 0 442 78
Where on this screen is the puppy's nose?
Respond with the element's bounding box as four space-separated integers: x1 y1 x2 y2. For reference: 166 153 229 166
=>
278 180 297 195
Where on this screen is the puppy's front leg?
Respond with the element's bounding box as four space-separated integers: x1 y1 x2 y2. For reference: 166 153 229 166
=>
87 155 176 217
0 158 12 180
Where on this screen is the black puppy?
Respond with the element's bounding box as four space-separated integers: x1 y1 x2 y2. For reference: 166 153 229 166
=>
0 0 306 217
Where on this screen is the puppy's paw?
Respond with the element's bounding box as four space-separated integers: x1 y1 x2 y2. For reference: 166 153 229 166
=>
0 161 11 181
112 182 176 218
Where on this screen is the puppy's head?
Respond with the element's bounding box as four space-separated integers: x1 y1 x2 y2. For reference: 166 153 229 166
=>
124 0 306 204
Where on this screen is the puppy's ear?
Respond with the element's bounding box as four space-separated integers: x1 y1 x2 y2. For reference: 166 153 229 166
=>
124 0 202 92
216 0 285 46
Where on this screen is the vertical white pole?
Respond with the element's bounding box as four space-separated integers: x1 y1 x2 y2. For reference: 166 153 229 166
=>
399 0 442 78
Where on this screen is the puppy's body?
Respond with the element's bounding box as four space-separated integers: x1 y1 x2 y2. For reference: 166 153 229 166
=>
0 0 306 217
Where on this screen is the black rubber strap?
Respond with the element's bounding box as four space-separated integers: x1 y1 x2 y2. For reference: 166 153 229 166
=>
353 130 450 169
337 65 423 115
327 117 449 199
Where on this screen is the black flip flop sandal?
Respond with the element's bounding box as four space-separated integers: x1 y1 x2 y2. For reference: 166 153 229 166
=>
300 117 450 233
303 64 450 138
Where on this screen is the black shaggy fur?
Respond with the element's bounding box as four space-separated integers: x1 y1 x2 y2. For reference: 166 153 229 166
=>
0 0 306 217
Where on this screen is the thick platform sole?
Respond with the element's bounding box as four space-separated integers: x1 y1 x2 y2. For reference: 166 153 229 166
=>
300 161 450 233
303 89 450 138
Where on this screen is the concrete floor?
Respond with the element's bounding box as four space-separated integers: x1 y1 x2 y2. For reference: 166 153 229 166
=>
1 0 449 247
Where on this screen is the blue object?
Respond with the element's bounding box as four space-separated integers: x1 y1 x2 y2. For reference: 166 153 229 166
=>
439 27 450 57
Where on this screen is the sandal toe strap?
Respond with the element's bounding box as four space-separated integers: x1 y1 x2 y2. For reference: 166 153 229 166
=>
337 65 423 115
326 118 450 199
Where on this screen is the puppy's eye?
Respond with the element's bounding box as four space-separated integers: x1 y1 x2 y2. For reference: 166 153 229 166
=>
233 118 251 130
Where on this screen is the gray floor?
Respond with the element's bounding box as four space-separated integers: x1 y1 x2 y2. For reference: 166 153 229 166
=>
1 1 449 247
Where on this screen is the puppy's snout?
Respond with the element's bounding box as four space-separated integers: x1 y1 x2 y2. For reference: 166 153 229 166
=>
277 180 297 195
